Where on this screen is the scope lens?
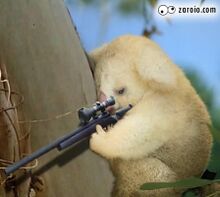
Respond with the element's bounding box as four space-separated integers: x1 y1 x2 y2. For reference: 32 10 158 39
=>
105 96 115 106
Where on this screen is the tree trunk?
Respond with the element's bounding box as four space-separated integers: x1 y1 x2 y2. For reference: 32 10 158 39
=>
0 0 113 196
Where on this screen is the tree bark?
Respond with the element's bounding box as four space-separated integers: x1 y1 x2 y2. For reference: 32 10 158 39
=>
0 0 113 196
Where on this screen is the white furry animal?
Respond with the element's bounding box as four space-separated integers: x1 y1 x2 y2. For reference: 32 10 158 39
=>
89 35 212 197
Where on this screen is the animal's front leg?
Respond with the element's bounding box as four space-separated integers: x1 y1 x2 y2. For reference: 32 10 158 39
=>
90 118 140 159
90 125 116 159
90 102 177 160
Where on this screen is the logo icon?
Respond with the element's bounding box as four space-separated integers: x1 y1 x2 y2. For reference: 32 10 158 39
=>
158 5 176 16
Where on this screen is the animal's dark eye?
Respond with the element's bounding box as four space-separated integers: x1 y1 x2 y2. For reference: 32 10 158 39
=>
117 88 126 95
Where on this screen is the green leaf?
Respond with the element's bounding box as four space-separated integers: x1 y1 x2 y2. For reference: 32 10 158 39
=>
212 128 220 144
182 190 198 197
206 191 220 197
117 0 141 15
149 0 157 7
140 177 220 190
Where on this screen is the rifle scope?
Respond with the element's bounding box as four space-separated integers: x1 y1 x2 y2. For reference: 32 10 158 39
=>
78 96 115 123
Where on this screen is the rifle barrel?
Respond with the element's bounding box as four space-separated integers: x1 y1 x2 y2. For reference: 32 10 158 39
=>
4 124 88 175
58 115 117 150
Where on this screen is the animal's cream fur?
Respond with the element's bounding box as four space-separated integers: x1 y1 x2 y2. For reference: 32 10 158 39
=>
89 35 213 197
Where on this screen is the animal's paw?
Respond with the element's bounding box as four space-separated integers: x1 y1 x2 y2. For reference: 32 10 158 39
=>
90 125 108 154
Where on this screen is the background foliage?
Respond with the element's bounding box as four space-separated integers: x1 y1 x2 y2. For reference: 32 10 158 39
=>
185 69 220 178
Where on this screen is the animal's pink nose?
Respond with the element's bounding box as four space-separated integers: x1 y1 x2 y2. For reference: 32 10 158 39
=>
99 91 115 113
99 91 107 102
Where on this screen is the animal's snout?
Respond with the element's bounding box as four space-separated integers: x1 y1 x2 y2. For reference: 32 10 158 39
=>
99 91 107 102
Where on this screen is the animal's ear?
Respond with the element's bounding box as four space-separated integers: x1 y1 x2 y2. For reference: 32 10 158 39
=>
136 47 177 87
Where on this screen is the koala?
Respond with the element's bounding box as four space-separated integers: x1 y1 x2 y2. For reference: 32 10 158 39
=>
89 35 213 197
